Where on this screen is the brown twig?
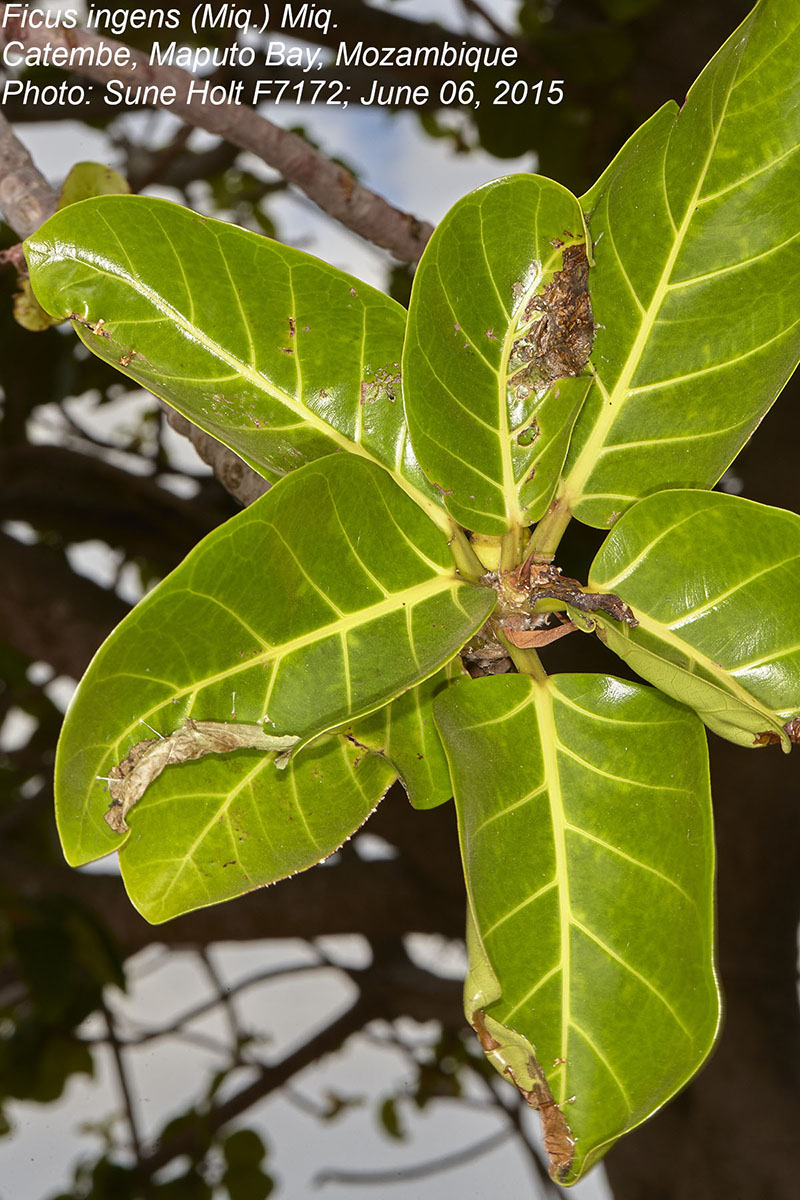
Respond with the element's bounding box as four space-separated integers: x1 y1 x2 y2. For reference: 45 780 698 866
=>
0 109 58 237
101 1000 145 1166
314 1125 517 1187
138 992 377 1177
0 113 273 508
0 241 25 270
163 409 269 508
0 7 434 261
460 0 516 44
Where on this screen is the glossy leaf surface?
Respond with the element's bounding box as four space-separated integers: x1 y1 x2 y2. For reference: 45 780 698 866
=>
347 658 466 810
24 195 446 527
589 490 800 748
560 0 800 527
435 673 718 1182
55 455 494 868
119 733 396 924
403 175 592 534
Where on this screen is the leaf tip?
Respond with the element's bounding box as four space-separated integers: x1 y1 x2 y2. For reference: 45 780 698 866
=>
470 1009 575 1182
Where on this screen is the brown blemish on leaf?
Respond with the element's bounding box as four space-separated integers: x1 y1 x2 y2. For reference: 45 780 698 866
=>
510 243 594 391
103 719 300 834
785 717 800 742
361 364 401 404
516 418 539 447
518 561 638 628
472 1008 502 1053
288 317 296 337
543 585 636 626
71 314 110 338
754 717 800 747
507 1057 575 1181
473 1010 574 1180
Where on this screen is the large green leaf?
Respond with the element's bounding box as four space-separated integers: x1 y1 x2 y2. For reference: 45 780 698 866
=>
434 673 718 1183
347 658 466 810
403 175 592 535
24 195 446 528
588 489 800 749
55 455 495 868
559 0 800 527
118 732 396 924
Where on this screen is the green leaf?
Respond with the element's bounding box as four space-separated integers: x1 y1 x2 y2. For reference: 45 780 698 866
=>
12 276 57 332
223 1130 268 1168
221 1166 274 1200
378 1096 406 1140
118 732 394 924
588 489 800 749
55 455 495 878
347 658 466 810
434 673 719 1183
560 0 800 527
23 195 446 529
403 174 592 535
58 161 131 207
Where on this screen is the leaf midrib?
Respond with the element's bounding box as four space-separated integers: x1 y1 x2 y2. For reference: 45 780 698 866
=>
62 243 450 531
533 681 571 1102
78 573 482 860
604 611 783 731
559 53 740 508
104 574 474 754
498 266 548 525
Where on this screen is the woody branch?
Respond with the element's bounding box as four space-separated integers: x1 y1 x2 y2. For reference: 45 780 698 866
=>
0 4 434 260
0 113 268 505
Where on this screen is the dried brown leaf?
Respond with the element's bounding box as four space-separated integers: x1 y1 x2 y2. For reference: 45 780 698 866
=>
104 719 300 833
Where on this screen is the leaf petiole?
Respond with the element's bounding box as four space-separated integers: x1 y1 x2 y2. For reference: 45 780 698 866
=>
525 491 574 561
448 523 487 582
498 630 548 682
